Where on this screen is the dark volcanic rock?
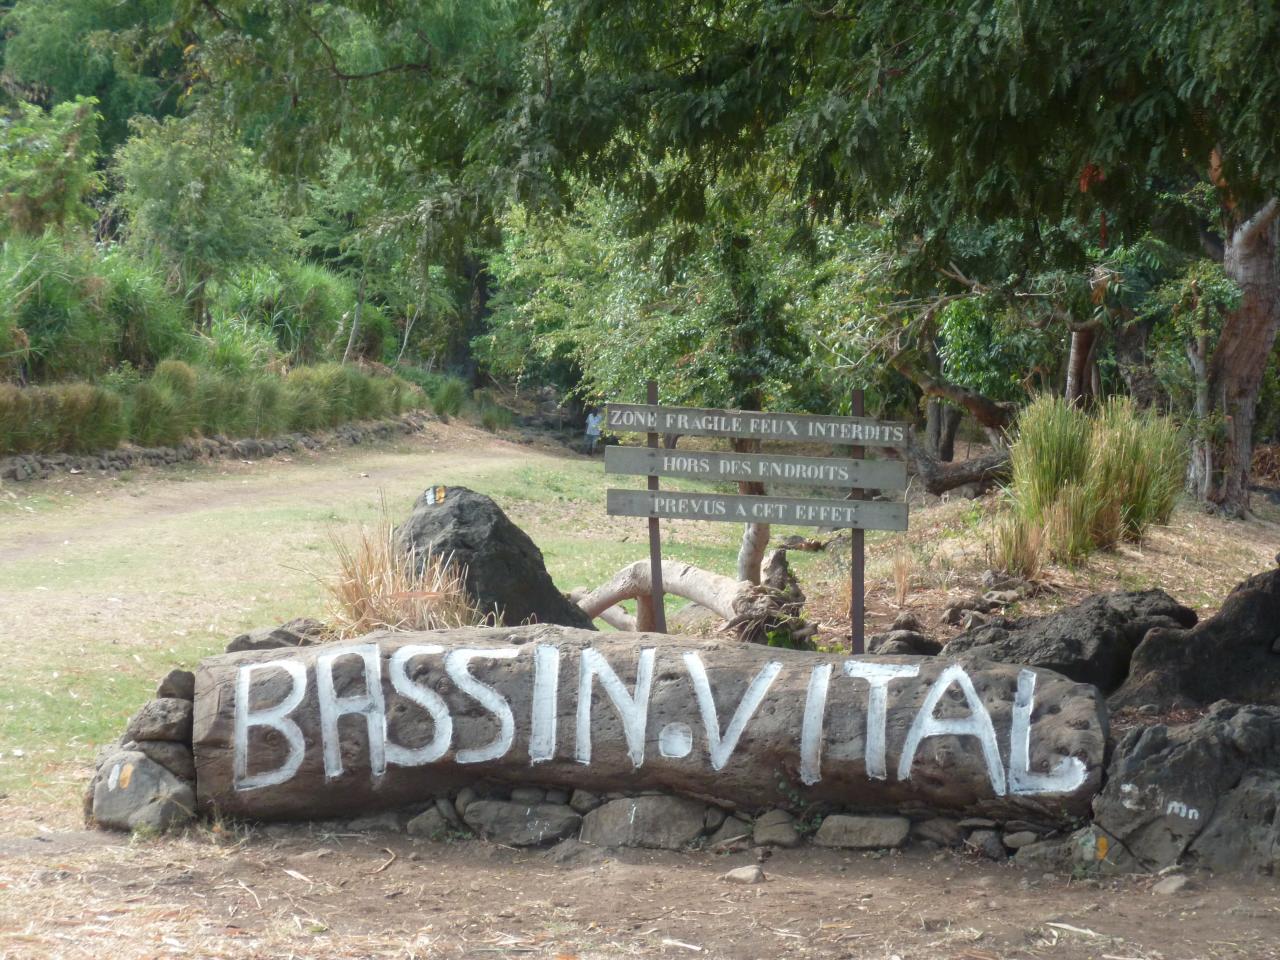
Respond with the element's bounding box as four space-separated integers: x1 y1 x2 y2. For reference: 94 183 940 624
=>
396 486 595 629
92 750 195 833
868 629 942 656
1089 701 1280 874
1110 565 1280 709
226 617 326 654
944 589 1196 693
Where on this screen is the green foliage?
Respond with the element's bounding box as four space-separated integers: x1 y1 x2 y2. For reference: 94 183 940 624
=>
996 396 1186 572
112 115 289 321
214 262 377 363
127 379 197 446
0 381 125 454
0 98 104 238
428 376 467 419
473 390 514 432
2 0 179 150
0 234 187 380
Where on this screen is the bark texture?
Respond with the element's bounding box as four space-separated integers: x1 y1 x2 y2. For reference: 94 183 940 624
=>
1190 203 1280 515
572 557 805 644
193 627 1107 823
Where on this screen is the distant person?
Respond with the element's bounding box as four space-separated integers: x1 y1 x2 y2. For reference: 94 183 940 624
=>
585 410 603 454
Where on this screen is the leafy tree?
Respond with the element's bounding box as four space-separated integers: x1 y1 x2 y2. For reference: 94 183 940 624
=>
2 0 180 150
0 97 103 237
112 114 289 327
488 0 1280 514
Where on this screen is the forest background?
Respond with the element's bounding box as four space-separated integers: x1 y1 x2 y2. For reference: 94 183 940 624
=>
3 0 1280 524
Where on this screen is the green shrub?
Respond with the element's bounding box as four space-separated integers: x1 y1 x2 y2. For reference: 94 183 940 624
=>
54 382 126 452
0 235 186 381
993 395 1187 572
1007 395 1093 523
430 376 467 419
476 394 514 432
99 249 187 369
152 359 198 398
128 380 196 447
0 382 124 454
242 375 287 437
283 366 331 431
191 315 278 375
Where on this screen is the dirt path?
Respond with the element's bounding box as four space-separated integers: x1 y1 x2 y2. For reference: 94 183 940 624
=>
0 827 1275 960
3 426 1279 959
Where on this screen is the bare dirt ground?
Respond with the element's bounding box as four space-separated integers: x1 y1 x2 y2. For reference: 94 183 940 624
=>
2 424 1279 959
2 826 1278 960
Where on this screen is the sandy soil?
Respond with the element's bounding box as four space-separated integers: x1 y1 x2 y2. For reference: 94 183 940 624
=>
1 825 1277 960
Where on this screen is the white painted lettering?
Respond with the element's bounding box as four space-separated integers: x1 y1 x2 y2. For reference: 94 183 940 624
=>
233 659 308 791
445 647 519 764
799 663 832 785
386 644 452 767
316 643 386 780
897 664 1007 795
1007 669 1086 795
576 647 655 767
844 661 920 779
684 653 783 771
529 644 560 764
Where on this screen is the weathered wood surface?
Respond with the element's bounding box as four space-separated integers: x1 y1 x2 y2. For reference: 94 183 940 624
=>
606 404 909 447
604 445 907 491
606 489 908 531
193 627 1106 823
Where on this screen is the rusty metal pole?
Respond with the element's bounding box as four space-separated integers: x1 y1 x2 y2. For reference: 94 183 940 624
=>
849 388 866 654
646 380 668 633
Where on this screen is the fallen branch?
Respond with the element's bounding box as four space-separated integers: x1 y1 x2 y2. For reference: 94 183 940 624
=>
901 433 1010 495
573 552 807 643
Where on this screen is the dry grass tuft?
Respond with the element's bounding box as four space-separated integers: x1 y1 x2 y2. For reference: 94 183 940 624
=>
322 498 491 637
892 539 914 607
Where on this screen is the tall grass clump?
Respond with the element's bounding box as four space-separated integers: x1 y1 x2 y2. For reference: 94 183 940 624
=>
322 499 490 637
993 395 1186 573
0 382 125 453
430 375 467 419
128 380 198 447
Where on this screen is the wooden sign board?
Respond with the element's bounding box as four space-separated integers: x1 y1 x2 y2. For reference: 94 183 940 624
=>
605 445 907 491
606 403 908 447
606 489 907 531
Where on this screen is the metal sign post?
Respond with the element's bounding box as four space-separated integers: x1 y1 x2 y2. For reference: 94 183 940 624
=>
849 388 866 654
645 380 667 633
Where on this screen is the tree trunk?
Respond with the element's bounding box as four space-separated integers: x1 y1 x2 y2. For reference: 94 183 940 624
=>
192 627 1108 824
731 437 770 584
1065 326 1097 406
342 273 367 364
1190 201 1280 515
572 554 808 645
925 400 962 462
1113 317 1165 409
902 433 1010 495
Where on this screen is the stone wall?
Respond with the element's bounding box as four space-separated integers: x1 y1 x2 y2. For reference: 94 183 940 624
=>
1 411 436 482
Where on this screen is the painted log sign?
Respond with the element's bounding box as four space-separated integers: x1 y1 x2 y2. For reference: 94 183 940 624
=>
605 489 908 530
193 626 1108 823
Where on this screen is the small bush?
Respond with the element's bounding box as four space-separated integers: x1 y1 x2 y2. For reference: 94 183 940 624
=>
991 512 1042 579
54 382 126 452
128 380 197 447
0 382 125 454
993 394 1186 572
152 358 198 398
322 498 490 637
430 376 467 419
